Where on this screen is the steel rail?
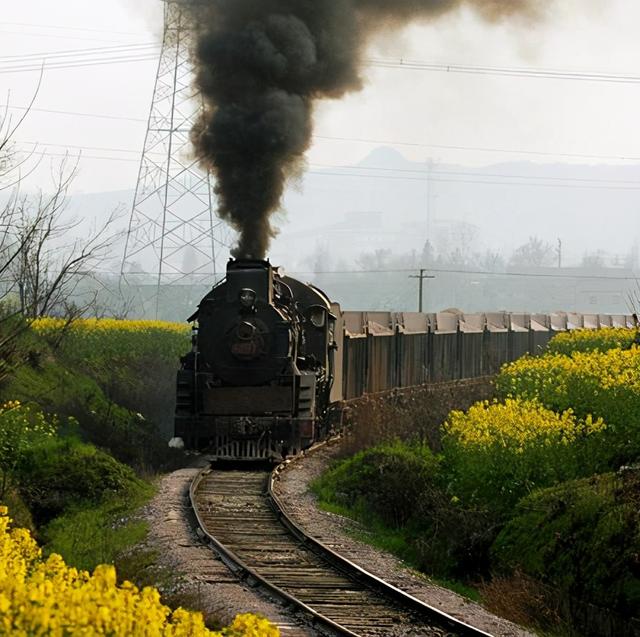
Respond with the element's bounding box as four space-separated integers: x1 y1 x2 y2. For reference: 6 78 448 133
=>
190 466 354 637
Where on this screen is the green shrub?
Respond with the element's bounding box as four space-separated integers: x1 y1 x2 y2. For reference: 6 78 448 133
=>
0 487 35 532
492 470 640 618
547 327 636 356
16 438 145 524
313 442 495 576
0 311 29 385
3 359 177 470
313 441 440 529
0 401 59 498
442 398 608 515
33 318 189 439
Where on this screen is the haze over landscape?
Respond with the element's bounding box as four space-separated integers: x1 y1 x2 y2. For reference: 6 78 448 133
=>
3 0 640 315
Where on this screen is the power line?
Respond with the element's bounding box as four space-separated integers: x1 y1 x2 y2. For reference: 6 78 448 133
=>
3 38 640 86
45 266 640 282
13 149 141 164
3 22 149 37
1 105 145 123
17 140 153 155
0 43 159 75
0 53 159 75
368 57 640 85
314 134 640 163
311 162 640 186
0 42 158 62
0 29 134 45
12 146 640 190
307 169 640 191
15 139 640 185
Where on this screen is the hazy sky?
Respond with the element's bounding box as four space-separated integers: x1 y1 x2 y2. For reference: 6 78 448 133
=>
2 0 640 273
2 0 640 192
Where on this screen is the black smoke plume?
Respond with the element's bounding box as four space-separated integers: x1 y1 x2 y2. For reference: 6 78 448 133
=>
178 0 542 259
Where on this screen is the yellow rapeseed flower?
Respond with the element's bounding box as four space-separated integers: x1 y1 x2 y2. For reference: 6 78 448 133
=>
444 398 605 451
0 508 279 636
548 327 635 356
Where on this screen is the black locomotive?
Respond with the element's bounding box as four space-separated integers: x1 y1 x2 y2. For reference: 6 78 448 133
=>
173 259 337 459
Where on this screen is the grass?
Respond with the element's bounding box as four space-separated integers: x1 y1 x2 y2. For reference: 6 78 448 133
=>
42 483 155 573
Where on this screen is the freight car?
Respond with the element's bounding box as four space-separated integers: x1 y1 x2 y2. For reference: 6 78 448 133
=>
173 258 337 459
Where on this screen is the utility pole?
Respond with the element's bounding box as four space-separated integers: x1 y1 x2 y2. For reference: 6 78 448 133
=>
409 269 435 313
557 238 562 269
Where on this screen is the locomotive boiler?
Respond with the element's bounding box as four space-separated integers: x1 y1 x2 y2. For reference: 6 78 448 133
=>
173 259 337 459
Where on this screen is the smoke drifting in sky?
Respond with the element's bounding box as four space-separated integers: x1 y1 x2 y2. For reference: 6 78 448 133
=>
178 0 544 259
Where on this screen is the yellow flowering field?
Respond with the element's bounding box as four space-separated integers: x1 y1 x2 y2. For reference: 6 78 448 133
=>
496 346 640 462
547 326 636 355
0 506 279 636
32 318 190 364
442 398 607 512
28 318 191 434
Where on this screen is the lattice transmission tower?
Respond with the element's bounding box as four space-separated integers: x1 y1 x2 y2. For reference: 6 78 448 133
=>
121 0 232 317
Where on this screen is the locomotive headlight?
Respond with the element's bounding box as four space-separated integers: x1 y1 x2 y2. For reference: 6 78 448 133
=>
239 288 257 309
309 306 326 328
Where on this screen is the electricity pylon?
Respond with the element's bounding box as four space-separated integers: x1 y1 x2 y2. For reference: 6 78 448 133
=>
121 0 232 317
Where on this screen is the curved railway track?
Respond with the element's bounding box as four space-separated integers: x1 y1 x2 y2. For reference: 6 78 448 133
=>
190 459 493 637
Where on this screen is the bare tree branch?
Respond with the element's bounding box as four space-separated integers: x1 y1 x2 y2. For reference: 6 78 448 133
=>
0 72 129 383
0 66 43 153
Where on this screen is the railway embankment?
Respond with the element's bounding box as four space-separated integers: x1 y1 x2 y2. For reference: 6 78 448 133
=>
0 317 284 635
0 318 188 556
311 327 640 637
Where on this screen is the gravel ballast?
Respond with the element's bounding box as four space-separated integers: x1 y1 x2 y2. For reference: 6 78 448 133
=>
142 464 316 636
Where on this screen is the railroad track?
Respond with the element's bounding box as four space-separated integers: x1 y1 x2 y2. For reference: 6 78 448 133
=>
190 460 493 637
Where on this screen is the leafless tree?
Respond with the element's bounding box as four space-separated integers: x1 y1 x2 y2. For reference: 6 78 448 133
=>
508 236 555 269
9 159 123 319
0 94 42 372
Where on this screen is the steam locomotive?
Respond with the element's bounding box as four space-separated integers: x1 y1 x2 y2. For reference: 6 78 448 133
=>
173 259 338 459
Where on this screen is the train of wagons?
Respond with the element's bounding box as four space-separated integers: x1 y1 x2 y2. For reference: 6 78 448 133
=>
173 258 634 460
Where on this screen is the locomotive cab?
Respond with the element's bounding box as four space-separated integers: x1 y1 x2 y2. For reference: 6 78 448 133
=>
174 258 335 459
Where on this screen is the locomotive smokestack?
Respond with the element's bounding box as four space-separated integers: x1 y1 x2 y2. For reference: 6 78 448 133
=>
177 0 545 259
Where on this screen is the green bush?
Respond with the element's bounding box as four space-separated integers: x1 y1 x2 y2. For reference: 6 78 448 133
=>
547 327 636 356
16 438 145 524
313 441 440 529
492 470 640 618
33 318 189 439
312 442 496 576
0 487 35 532
0 310 30 386
3 358 178 470
0 401 60 499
